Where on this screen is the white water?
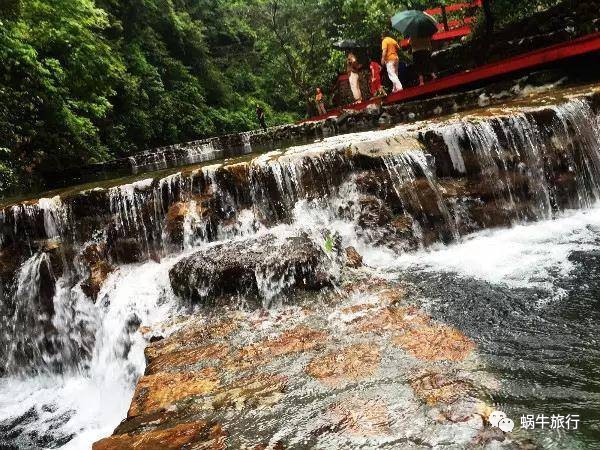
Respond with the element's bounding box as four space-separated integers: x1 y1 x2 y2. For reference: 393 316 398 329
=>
0 258 182 449
5 200 596 448
2 92 600 448
367 205 600 296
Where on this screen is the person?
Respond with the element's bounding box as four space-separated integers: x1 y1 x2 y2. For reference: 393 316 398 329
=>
346 52 363 103
369 60 386 98
315 87 327 115
410 35 437 86
256 105 267 131
380 32 403 93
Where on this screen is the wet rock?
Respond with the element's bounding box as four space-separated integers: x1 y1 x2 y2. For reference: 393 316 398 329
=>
39 239 65 279
393 322 475 362
93 420 226 450
411 372 476 406
344 246 363 268
128 368 220 417
471 426 507 447
0 244 22 284
211 374 287 411
327 397 390 437
169 234 336 303
165 202 189 245
305 343 381 387
145 318 239 361
145 343 229 375
353 306 430 334
81 260 115 301
226 326 329 371
107 236 145 264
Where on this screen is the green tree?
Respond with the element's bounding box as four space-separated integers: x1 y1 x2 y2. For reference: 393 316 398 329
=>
0 0 123 187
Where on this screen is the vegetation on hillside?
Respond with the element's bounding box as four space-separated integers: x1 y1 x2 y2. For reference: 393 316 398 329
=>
0 0 565 195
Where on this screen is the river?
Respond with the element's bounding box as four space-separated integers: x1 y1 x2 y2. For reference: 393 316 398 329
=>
1 85 600 449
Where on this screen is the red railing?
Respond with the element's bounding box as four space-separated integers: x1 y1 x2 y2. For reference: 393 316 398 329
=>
302 32 600 123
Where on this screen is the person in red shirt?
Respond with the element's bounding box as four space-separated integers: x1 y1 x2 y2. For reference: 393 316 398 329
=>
369 61 386 98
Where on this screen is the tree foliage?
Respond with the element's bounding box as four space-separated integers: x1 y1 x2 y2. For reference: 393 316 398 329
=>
0 0 564 195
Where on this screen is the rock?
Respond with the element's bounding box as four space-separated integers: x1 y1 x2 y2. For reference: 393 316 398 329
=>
40 239 65 279
344 246 363 268
81 242 106 265
0 244 22 284
211 374 287 411
169 234 336 303
225 326 329 371
81 260 115 301
349 298 474 364
353 306 430 334
327 397 390 437
145 318 239 361
393 323 475 362
145 343 229 375
410 372 476 406
92 420 226 450
107 237 145 264
128 368 220 417
165 202 189 245
470 427 507 447
305 343 381 387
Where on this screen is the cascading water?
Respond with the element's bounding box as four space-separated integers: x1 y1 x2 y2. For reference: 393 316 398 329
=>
2 91 600 448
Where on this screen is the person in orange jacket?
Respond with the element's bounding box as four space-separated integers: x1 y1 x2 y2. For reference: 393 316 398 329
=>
381 32 403 93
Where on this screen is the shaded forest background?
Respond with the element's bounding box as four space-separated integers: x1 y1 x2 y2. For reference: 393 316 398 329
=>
0 0 562 194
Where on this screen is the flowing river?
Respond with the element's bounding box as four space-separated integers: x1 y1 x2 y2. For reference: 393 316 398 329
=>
1 85 600 449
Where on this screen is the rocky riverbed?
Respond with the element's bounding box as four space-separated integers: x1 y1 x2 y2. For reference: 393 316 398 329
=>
93 253 516 450
2 82 600 449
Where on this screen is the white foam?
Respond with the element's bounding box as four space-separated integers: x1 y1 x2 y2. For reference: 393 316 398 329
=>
368 206 600 292
0 258 183 449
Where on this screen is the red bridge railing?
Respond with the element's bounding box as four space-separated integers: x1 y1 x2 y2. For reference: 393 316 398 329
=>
302 32 600 123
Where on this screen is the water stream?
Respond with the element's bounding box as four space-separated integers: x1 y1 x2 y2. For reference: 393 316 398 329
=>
1 89 600 448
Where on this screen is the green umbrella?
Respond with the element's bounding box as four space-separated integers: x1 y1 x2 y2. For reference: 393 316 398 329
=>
391 10 438 38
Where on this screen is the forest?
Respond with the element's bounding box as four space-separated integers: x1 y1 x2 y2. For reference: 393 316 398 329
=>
0 0 562 194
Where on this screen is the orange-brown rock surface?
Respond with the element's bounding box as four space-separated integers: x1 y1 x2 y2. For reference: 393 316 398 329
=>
327 397 390 437
393 323 475 361
145 343 229 375
81 260 115 300
226 326 329 370
211 374 287 411
93 420 226 450
128 368 220 417
305 343 381 387
411 371 476 406
95 277 495 449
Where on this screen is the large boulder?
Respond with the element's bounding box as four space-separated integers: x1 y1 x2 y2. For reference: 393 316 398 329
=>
169 233 337 304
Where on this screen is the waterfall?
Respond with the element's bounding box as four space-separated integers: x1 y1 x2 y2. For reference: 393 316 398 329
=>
1 92 600 448
242 132 252 154
383 150 460 242
1 253 58 373
431 99 600 226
